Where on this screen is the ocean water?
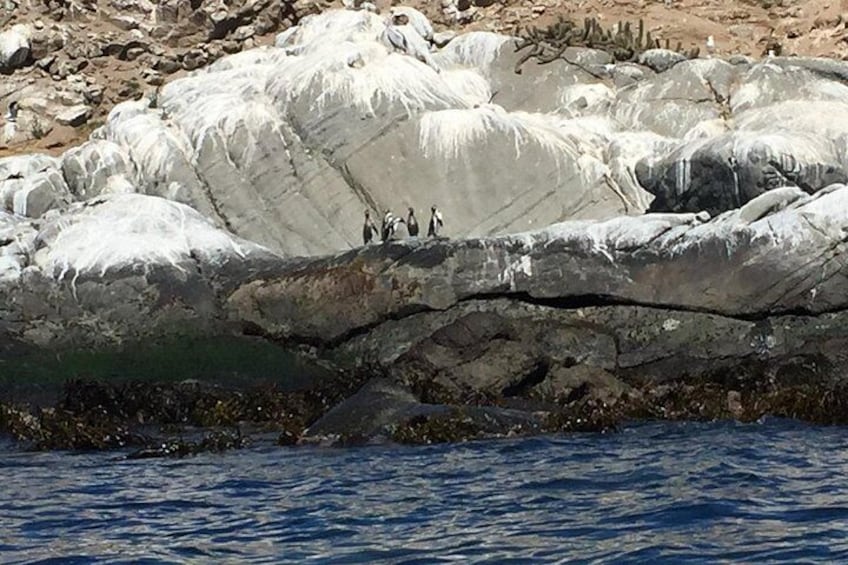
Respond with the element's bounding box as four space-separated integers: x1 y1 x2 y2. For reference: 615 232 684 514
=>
3 419 848 563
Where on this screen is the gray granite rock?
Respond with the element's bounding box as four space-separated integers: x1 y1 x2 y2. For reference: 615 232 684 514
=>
0 24 31 72
5 10 847 257
3 10 848 437
0 155 71 217
637 48 687 73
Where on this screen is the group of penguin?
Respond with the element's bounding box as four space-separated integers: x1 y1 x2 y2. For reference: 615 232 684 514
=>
363 205 443 245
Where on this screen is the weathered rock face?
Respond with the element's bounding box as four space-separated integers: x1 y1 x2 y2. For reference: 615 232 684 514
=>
2 185 848 440
0 193 280 357
635 59 848 214
0 154 70 217
0 183 845 379
7 10 848 256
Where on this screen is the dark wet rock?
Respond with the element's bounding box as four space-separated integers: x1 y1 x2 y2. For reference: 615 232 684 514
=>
0 402 145 451
390 405 543 444
0 362 374 451
303 379 442 440
125 429 246 459
543 397 622 433
303 378 549 445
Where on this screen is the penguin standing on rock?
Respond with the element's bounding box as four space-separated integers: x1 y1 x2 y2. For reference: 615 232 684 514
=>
406 207 419 237
3 100 18 143
5 100 18 123
427 205 443 237
362 210 378 245
382 215 405 242
381 209 393 235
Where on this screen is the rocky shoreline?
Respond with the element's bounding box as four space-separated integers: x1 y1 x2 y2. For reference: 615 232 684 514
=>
4 185 848 453
4 8 848 451
4 369 848 456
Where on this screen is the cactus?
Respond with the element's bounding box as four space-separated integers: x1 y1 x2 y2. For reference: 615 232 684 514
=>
513 15 702 73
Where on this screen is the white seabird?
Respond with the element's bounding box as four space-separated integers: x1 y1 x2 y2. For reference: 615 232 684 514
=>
381 209 394 233
380 15 439 71
389 6 434 44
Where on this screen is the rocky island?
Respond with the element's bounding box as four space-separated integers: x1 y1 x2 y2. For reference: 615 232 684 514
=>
3 5 848 453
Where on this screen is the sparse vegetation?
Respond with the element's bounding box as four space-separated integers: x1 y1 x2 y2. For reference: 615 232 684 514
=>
29 120 46 140
514 16 700 73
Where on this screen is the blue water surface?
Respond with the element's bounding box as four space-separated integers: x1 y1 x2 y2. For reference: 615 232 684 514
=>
2 419 848 563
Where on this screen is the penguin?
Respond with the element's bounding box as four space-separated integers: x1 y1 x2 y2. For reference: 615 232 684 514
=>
4 100 18 123
427 205 443 237
2 100 18 143
381 209 394 238
362 210 379 245
382 215 405 242
406 207 419 237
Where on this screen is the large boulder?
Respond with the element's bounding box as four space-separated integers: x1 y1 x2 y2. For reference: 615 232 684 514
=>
635 60 848 213
0 155 71 217
228 185 848 345
0 24 31 72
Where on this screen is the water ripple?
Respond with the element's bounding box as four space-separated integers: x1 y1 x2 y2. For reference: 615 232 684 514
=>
3 420 848 562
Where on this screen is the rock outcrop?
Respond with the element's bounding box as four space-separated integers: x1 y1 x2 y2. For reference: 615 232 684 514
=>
4 10 848 444
1 184 848 438
225 184 848 384
8 10 848 257
0 24 31 72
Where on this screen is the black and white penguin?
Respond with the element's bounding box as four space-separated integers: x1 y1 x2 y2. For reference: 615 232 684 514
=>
427 205 443 237
362 210 378 245
4 100 18 123
382 216 405 242
3 101 18 142
381 209 393 235
406 207 419 237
